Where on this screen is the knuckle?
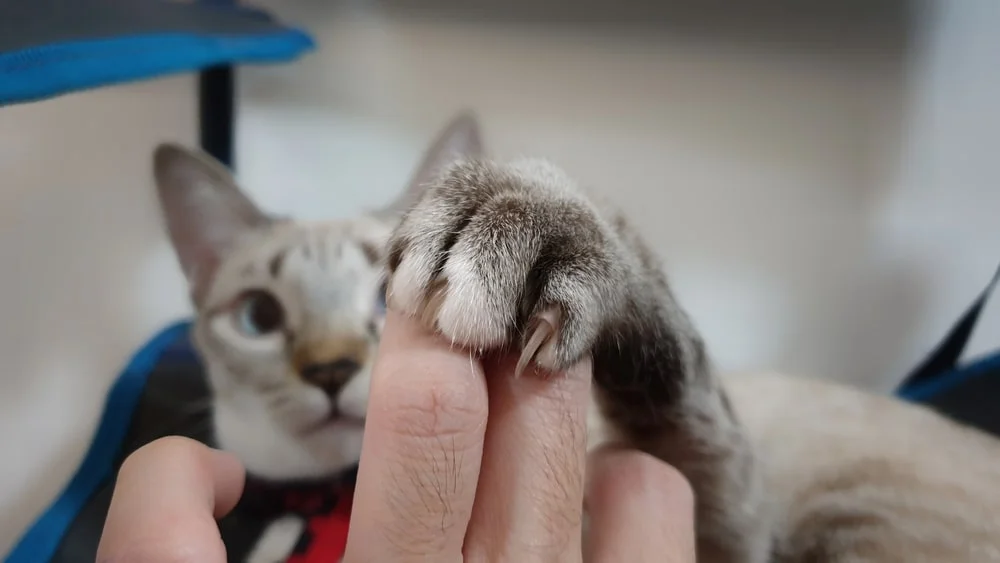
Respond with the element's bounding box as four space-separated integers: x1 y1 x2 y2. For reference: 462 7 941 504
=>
366 367 487 555
380 370 487 446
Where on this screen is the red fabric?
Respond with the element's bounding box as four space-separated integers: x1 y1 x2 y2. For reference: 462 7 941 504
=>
284 488 353 563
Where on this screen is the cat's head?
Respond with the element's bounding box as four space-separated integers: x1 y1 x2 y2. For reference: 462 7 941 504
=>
152 113 483 480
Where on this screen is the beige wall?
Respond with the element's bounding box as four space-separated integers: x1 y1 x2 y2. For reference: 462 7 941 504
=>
2 0 999 552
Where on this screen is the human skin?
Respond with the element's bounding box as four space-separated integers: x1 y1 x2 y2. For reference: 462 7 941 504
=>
96 312 695 563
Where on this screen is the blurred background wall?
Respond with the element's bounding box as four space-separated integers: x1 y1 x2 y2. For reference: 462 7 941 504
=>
1 0 998 551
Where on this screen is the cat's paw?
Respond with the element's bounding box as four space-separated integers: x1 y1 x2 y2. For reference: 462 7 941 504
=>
385 158 627 374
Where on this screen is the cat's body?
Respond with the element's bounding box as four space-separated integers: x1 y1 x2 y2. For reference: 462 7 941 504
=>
153 114 1000 563
724 372 1000 561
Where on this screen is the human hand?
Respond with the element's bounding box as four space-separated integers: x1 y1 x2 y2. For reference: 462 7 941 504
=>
342 310 696 562
96 310 695 562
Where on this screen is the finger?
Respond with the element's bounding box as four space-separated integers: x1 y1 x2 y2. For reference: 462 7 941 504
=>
463 354 592 561
584 448 696 563
97 436 245 563
343 310 489 562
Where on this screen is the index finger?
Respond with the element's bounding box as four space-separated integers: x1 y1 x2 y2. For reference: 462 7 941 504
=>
96 436 245 563
343 311 489 561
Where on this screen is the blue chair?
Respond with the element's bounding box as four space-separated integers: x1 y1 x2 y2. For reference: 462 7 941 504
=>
896 263 1000 436
2 2 313 560
0 0 315 166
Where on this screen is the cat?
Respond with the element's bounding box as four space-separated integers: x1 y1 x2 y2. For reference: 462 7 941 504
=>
153 113 1000 562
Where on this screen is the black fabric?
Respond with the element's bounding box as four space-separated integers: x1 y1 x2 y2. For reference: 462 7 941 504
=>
47 356 230 562
0 0 285 54
896 261 1000 439
914 356 1000 438
899 262 1000 389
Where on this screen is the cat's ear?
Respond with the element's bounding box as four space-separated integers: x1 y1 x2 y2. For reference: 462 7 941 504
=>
375 111 484 218
152 143 269 305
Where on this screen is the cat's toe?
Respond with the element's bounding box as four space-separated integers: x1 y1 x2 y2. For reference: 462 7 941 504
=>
384 236 437 321
386 234 517 350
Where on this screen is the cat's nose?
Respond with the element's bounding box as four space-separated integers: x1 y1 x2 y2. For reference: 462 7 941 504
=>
300 358 362 399
293 334 369 398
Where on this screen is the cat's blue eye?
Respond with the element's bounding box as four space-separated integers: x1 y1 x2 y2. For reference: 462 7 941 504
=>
234 290 285 337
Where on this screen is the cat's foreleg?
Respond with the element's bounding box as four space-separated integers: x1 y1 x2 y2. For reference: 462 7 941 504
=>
589 267 772 563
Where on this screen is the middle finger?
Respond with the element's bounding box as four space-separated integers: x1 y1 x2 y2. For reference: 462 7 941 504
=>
464 354 592 561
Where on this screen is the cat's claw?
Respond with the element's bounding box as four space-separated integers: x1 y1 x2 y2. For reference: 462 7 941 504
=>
514 308 562 377
516 308 562 377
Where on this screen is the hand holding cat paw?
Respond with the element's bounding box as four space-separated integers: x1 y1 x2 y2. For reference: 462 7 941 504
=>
95 313 693 563
342 311 695 562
